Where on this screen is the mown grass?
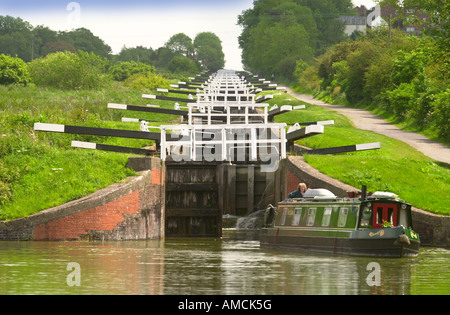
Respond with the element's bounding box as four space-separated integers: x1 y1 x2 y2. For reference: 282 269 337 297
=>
0 83 181 221
270 92 450 215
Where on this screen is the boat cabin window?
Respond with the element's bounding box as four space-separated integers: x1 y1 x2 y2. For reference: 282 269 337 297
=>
373 204 398 228
281 208 288 226
306 208 317 226
292 208 302 226
321 208 332 227
338 207 349 227
399 205 410 227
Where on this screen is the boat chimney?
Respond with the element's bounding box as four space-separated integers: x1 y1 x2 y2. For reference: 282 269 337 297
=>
361 185 367 200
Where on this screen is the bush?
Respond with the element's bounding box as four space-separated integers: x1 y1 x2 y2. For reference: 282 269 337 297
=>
432 90 450 140
0 54 31 86
109 61 155 81
28 51 109 90
124 72 170 92
167 56 198 75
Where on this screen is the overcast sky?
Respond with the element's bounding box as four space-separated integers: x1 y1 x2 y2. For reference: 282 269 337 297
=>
0 0 377 70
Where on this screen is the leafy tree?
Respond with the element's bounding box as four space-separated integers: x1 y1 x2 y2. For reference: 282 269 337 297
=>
238 0 353 79
58 28 112 58
378 0 449 43
243 15 313 79
32 25 58 57
194 32 225 71
167 56 198 74
0 16 33 61
154 47 175 70
165 33 194 58
115 46 156 65
41 41 77 56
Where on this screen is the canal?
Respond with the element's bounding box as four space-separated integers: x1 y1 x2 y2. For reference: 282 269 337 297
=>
0 230 448 295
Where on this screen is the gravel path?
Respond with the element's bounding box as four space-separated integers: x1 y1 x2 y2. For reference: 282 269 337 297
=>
287 88 450 165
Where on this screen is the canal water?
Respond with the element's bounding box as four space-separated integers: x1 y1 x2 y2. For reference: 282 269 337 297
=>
0 230 448 295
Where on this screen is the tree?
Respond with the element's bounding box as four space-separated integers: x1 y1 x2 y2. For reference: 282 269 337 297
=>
378 0 449 43
59 28 112 58
32 25 58 57
238 0 353 79
0 16 33 61
165 33 194 58
167 56 198 74
244 16 313 79
115 46 156 65
194 32 225 71
41 41 77 56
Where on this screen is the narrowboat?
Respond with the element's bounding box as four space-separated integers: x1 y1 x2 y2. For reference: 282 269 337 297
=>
260 188 420 258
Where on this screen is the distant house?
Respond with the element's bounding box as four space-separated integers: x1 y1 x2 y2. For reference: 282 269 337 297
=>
339 16 367 37
380 6 427 36
351 5 427 37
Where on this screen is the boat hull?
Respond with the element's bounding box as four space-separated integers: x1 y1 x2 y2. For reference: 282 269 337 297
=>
260 227 420 258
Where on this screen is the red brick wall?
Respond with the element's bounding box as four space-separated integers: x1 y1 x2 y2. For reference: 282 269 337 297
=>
287 169 302 196
34 191 141 241
27 161 165 241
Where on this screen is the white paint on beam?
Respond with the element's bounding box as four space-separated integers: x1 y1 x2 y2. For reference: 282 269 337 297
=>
34 123 65 133
71 141 97 150
317 120 335 126
356 143 381 151
122 117 140 123
108 103 128 110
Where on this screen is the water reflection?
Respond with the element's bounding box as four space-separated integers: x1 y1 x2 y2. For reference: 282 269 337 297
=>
0 231 448 295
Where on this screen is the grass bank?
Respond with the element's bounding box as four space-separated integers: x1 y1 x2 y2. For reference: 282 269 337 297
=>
270 91 450 215
0 83 179 221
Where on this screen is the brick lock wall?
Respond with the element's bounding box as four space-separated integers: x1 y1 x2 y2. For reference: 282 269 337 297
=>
287 169 303 197
0 158 165 241
33 191 141 241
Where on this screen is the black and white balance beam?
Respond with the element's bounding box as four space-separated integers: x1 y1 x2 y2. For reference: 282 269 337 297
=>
255 94 274 103
108 103 189 117
304 143 381 155
286 125 324 141
34 123 182 142
71 141 154 156
268 105 306 121
142 94 197 104
157 88 198 95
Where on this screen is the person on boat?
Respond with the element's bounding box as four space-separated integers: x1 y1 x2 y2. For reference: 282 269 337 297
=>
288 183 307 199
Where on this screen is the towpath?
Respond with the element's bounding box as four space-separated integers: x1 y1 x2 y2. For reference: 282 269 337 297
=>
286 88 450 165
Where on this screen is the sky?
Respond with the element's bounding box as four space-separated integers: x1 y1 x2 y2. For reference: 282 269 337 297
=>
0 0 377 71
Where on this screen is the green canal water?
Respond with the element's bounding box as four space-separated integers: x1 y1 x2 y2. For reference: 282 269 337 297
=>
0 230 448 295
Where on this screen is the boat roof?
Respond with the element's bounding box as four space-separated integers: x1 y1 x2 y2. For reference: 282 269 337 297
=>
303 189 336 199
